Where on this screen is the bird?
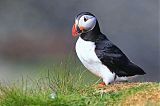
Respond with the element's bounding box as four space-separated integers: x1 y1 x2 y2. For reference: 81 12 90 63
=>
72 12 146 85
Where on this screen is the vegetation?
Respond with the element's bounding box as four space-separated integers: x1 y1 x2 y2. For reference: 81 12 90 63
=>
0 60 159 106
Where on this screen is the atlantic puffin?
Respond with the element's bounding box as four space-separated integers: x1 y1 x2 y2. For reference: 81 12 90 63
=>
72 12 145 85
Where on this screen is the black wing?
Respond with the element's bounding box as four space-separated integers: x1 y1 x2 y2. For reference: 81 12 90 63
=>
95 35 145 77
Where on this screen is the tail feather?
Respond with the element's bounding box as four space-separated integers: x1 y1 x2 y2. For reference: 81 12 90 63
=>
127 62 146 75
116 62 146 77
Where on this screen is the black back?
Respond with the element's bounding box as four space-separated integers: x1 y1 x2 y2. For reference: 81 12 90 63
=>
94 34 145 77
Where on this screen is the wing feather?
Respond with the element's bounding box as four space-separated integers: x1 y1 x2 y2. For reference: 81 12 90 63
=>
95 35 145 77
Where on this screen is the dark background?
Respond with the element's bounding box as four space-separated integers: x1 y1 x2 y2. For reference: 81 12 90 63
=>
0 0 159 81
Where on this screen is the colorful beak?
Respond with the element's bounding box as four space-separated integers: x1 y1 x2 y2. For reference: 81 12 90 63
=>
72 23 78 37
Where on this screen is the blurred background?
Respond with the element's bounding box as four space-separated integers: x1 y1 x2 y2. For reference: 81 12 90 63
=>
0 0 159 81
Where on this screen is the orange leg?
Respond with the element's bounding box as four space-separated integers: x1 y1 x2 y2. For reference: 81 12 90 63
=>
97 82 106 87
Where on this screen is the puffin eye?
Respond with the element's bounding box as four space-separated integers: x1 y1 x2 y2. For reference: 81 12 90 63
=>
84 17 87 22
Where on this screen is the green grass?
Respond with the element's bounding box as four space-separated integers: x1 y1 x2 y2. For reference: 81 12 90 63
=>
0 60 159 106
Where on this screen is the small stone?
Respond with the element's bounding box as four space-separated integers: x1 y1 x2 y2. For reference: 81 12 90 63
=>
50 92 56 99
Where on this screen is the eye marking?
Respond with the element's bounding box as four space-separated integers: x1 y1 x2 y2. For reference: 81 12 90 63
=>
84 17 88 22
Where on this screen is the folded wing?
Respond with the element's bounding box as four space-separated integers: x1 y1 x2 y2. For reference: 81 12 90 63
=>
95 36 146 77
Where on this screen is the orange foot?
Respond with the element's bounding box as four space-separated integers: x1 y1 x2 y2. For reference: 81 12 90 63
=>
96 82 106 88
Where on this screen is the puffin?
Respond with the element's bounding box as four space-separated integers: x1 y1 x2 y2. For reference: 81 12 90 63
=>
72 12 146 85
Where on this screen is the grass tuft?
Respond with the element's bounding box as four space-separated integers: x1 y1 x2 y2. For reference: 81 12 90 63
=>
0 60 159 105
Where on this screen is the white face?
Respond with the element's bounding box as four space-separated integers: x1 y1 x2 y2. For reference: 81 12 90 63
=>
77 15 96 32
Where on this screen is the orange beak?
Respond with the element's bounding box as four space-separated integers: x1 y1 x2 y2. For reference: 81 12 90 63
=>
72 23 78 37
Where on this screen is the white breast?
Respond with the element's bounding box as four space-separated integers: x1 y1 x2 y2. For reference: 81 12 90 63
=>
75 37 115 84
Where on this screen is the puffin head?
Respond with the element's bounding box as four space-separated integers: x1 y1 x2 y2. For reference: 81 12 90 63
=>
72 12 97 37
